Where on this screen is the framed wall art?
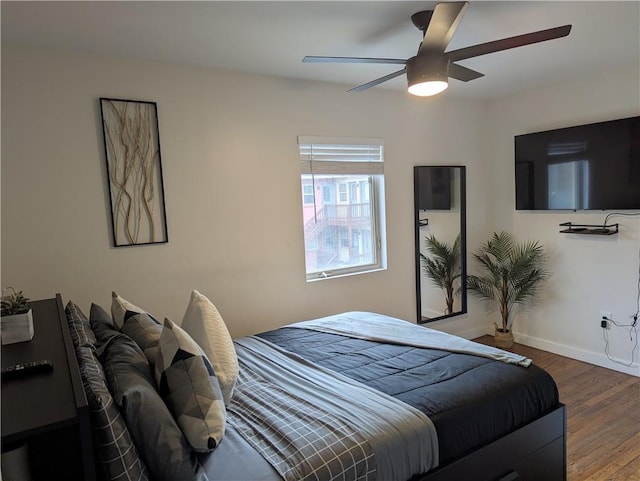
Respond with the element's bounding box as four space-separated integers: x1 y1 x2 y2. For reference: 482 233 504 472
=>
99 98 168 247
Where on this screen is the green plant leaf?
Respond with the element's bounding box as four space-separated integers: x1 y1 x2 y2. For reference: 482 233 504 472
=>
466 231 549 331
420 234 462 314
1 287 31 316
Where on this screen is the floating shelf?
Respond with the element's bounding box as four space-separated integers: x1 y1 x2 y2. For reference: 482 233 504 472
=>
559 222 618 235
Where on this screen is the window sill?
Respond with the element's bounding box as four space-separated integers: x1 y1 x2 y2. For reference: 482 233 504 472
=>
306 266 386 282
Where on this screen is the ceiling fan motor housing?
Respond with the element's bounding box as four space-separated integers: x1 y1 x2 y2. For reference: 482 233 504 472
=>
406 53 450 88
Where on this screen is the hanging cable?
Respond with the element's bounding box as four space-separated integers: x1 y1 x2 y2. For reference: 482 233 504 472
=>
602 211 640 226
603 316 639 367
633 247 640 326
599 212 640 367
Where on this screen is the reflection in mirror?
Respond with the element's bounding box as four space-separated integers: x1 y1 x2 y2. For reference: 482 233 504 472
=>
414 166 467 323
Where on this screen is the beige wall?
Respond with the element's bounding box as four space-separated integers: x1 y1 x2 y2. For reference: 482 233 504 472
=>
485 65 640 375
4 46 638 375
1 45 488 339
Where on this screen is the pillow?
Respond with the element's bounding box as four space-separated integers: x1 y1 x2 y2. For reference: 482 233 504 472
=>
65 301 96 349
111 291 157 329
75 303 150 481
99 319 207 481
181 289 238 404
120 311 162 370
76 344 150 481
156 318 226 453
90 304 120 357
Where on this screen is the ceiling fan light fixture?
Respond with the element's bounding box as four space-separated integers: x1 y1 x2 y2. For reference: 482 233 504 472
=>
406 55 449 97
408 79 448 96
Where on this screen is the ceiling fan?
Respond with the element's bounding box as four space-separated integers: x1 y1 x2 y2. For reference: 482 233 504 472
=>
303 1 572 96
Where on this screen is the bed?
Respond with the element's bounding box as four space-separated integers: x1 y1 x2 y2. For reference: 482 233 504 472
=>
65 294 566 481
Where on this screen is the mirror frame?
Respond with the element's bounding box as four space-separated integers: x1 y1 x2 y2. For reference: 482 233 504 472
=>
414 165 467 323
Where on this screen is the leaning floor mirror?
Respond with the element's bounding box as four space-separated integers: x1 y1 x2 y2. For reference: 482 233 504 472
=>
414 166 467 323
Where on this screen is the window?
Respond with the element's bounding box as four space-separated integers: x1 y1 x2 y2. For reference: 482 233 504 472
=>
298 136 386 280
322 185 334 203
338 183 348 203
302 184 314 204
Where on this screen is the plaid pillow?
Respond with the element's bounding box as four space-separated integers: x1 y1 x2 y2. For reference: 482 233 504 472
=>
156 318 226 453
65 301 96 349
75 345 149 481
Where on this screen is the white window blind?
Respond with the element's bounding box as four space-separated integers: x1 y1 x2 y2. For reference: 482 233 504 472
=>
298 137 384 175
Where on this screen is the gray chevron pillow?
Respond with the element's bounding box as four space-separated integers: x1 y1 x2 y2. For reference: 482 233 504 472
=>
121 311 162 370
155 318 226 453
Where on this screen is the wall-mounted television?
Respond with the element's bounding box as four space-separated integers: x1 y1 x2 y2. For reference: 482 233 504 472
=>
515 116 640 210
417 166 451 210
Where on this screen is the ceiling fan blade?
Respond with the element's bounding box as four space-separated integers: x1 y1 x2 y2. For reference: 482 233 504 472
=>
420 1 469 54
348 68 407 92
447 25 572 62
303 56 407 65
448 63 484 82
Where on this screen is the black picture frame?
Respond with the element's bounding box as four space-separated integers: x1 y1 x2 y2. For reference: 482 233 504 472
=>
99 98 168 247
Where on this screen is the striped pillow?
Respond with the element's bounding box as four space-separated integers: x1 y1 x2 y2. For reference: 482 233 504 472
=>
181 290 238 405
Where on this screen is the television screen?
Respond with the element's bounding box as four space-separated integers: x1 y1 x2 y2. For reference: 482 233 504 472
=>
417 167 451 210
515 116 640 210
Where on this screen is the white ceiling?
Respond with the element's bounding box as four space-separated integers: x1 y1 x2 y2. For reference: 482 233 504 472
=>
2 1 639 99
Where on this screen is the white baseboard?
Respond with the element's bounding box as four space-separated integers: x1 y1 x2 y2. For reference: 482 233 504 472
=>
511 331 640 377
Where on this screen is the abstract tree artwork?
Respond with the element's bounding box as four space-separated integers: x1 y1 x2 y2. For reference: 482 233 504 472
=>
100 98 168 247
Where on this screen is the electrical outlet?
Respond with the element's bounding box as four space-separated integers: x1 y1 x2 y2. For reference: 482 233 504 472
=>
600 311 612 329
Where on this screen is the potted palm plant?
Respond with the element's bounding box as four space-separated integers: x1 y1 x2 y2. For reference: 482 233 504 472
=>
420 234 461 315
467 231 549 348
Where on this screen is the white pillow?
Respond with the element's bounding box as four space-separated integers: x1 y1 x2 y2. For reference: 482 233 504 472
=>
111 291 148 329
181 290 238 404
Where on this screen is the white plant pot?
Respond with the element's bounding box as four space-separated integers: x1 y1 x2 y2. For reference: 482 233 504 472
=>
1 309 34 345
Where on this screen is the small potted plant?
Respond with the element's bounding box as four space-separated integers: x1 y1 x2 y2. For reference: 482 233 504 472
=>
467 231 549 348
1 287 34 344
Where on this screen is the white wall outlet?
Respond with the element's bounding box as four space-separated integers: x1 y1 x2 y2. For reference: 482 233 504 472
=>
600 311 612 328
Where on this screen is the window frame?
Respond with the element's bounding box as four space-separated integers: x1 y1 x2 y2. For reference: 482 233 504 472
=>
298 136 386 281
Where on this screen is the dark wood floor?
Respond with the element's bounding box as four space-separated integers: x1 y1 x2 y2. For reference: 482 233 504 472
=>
475 335 640 481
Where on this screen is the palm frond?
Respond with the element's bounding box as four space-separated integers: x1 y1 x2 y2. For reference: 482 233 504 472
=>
421 234 462 313
467 275 498 303
467 231 549 331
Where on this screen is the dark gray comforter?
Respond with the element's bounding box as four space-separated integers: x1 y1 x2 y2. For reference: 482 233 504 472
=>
258 322 559 465
202 312 559 480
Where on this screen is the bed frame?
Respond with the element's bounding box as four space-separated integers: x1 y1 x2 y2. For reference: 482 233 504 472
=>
419 404 566 481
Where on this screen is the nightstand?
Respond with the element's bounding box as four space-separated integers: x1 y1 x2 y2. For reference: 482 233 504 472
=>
1 294 94 480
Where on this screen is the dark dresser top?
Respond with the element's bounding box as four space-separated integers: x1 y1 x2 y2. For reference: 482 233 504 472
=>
1 297 78 443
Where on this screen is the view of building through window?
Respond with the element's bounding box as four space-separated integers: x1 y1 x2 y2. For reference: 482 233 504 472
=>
301 174 376 275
